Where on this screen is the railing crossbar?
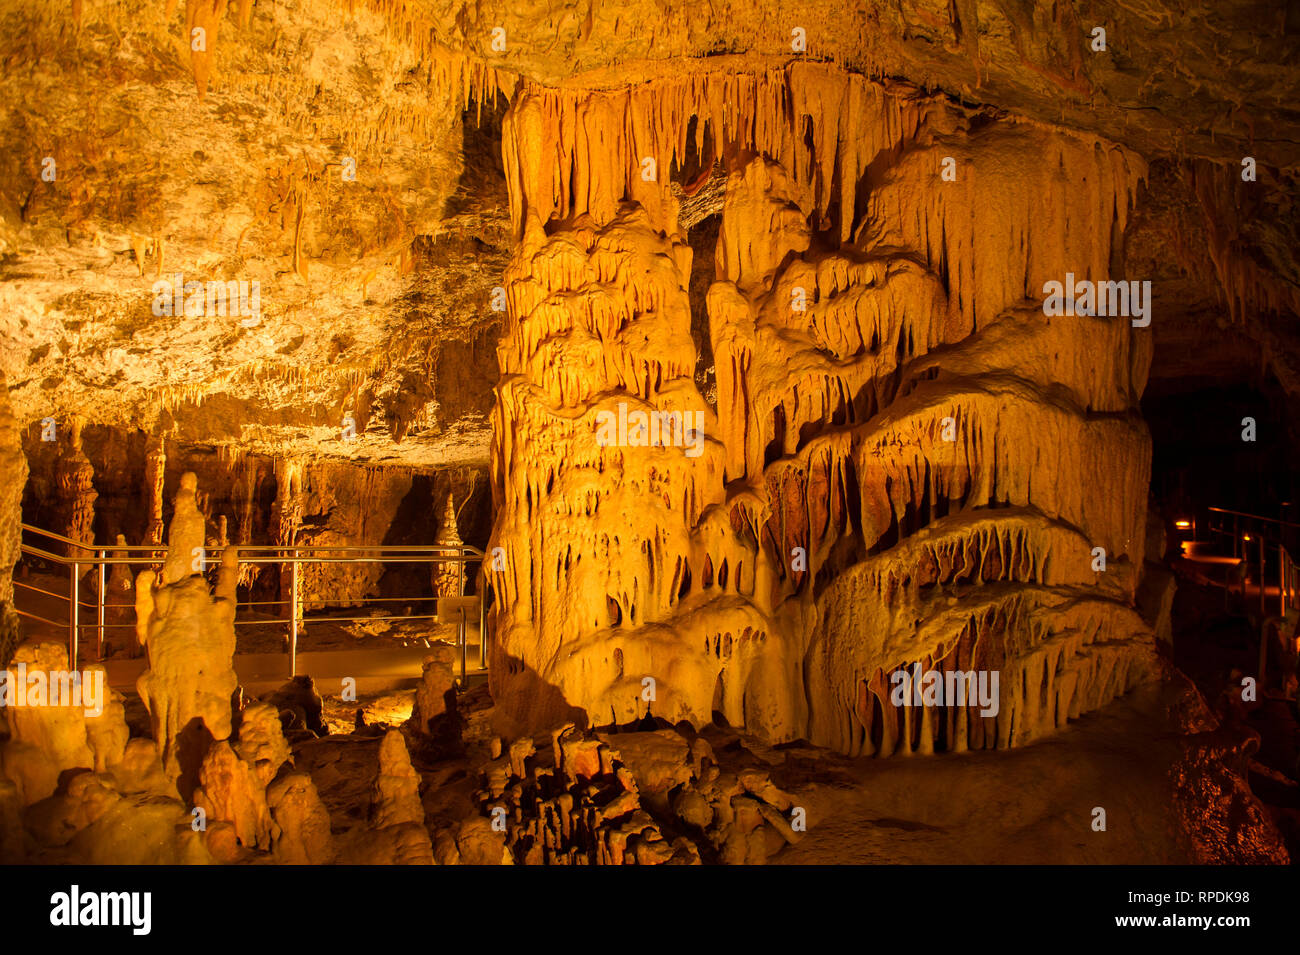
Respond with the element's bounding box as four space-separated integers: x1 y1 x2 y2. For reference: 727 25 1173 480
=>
16 522 489 674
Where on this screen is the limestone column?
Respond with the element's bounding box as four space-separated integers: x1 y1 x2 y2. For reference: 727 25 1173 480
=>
272 458 305 626
55 415 97 578
104 533 135 657
490 85 721 733
143 432 166 549
432 493 463 598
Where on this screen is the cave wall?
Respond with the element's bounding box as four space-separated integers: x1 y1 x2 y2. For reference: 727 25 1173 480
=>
0 375 26 669
488 63 1158 752
0 0 508 468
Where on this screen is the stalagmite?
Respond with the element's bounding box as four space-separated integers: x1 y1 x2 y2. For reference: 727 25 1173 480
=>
54 416 96 572
0 641 122 805
235 702 292 787
103 535 135 657
193 741 276 855
373 729 426 829
273 458 305 624
431 494 464 598
135 478 240 786
267 772 336 865
363 729 434 864
143 434 166 549
162 472 206 586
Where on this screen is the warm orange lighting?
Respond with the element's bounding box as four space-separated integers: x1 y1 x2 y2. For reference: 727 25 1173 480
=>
1243 535 1252 542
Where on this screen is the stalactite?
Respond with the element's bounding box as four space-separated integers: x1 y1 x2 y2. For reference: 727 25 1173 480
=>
186 0 224 99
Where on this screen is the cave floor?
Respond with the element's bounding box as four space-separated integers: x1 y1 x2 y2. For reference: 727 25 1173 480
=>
34 559 1292 865
762 685 1206 864
92 664 1281 864
289 677 1273 865
754 570 1299 865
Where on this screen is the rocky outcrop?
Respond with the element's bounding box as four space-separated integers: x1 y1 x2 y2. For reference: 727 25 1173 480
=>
267 771 336 865
0 374 26 671
0 642 125 805
339 729 435 864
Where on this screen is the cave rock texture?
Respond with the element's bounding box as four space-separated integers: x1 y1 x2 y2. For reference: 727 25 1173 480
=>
0 0 1297 868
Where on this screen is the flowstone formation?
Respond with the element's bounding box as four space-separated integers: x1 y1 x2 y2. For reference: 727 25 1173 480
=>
488 64 1157 754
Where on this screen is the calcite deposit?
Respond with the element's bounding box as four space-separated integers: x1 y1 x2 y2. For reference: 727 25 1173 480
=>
193 740 277 855
469 724 803 864
0 642 121 805
53 416 97 568
432 494 465 598
267 771 336 865
350 729 434 864
487 67 1156 754
102 535 136 657
135 474 240 784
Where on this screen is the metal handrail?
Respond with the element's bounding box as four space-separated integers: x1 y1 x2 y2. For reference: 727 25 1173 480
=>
1203 505 1300 691
16 521 490 679
1205 507 1300 531
19 523 101 551
20 524 484 560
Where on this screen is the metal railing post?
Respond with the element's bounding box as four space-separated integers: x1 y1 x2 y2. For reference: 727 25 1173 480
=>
458 607 468 685
1280 544 1287 618
290 557 299 677
1257 535 1268 691
69 561 79 670
97 549 106 661
1258 534 1267 621
1284 556 1294 615
15 523 493 678
479 573 488 671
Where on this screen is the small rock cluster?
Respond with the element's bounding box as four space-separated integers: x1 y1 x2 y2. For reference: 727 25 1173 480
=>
472 724 802 864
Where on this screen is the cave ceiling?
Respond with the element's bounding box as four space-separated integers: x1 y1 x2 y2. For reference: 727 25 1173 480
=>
0 0 1297 463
